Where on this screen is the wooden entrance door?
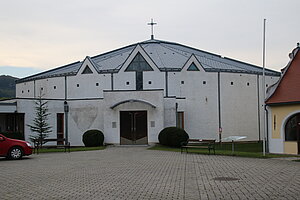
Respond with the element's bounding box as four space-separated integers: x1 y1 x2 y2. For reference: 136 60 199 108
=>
120 111 147 145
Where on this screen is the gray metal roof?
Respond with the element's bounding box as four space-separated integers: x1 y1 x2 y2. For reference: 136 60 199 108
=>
17 39 281 83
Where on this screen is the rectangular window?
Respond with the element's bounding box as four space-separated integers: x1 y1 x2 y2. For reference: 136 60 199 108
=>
176 112 184 129
273 115 276 131
57 113 64 145
4 114 25 139
136 71 143 90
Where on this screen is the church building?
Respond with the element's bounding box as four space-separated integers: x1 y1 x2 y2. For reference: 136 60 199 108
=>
0 38 280 146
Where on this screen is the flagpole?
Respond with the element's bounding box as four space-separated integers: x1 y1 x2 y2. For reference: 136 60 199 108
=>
262 19 266 156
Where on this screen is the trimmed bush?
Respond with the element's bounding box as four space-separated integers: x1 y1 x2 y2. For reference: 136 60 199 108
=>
82 129 104 147
158 127 189 147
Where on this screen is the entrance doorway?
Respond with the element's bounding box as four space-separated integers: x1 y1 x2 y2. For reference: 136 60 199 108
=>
285 113 300 154
120 111 148 145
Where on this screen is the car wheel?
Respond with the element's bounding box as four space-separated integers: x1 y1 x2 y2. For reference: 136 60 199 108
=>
8 147 23 160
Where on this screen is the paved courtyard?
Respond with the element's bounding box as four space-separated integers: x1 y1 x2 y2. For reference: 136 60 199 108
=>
0 146 299 200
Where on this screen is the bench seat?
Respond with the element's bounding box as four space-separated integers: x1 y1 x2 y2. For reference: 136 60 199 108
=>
181 139 216 154
33 138 70 154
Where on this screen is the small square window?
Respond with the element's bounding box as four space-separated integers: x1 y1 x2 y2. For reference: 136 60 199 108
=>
54 86 56 89
77 84 79 87
126 82 130 85
231 82 233 85
247 83 250 86
203 81 206 85
112 122 117 128
96 83 99 86
148 81 152 84
181 81 184 84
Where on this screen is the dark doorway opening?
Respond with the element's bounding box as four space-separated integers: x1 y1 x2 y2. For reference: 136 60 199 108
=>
285 113 300 154
120 111 148 145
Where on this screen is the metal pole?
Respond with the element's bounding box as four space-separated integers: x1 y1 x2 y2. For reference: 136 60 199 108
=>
262 19 266 156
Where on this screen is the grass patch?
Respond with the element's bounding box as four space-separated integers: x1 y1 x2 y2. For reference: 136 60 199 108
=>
36 146 106 153
148 143 296 159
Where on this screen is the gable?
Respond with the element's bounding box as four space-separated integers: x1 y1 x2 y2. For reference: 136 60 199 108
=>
182 54 204 72
266 48 300 104
76 56 99 75
125 52 153 72
119 44 159 73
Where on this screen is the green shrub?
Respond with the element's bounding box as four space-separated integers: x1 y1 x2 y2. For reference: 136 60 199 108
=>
82 130 104 147
158 127 189 147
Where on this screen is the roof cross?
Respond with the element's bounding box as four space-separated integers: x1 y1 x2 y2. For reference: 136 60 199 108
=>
147 18 157 40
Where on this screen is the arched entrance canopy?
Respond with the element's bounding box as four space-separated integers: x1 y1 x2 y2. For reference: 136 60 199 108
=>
110 99 156 109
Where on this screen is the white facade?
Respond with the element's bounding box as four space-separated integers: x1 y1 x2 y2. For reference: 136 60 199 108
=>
10 39 281 146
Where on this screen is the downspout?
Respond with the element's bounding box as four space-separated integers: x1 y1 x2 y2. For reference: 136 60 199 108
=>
175 102 178 127
34 80 36 98
165 71 168 97
111 73 114 90
265 104 269 153
257 74 261 140
64 76 69 145
218 72 222 142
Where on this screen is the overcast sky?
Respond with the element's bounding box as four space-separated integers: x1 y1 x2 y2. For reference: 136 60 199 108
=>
0 0 299 78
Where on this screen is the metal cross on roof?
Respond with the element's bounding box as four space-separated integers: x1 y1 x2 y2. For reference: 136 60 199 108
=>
147 18 157 40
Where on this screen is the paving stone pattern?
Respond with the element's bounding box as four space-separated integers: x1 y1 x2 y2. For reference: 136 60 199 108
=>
0 146 299 200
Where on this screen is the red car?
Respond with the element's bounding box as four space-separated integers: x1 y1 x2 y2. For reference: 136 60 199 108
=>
0 134 33 159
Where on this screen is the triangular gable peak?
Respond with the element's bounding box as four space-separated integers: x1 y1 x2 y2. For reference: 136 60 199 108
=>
82 66 93 74
119 44 159 73
266 47 300 104
77 56 99 75
125 52 154 72
182 54 204 72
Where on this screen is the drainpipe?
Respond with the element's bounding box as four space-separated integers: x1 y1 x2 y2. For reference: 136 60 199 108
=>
175 102 178 127
265 104 269 153
64 101 69 145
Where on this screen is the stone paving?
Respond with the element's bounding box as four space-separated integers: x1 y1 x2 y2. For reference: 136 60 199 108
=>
0 146 299 200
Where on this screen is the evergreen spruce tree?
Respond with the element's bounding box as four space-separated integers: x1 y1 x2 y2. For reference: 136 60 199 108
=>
27 94 52 146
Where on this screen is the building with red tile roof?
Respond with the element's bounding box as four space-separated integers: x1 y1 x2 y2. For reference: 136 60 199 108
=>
267 44 300 155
